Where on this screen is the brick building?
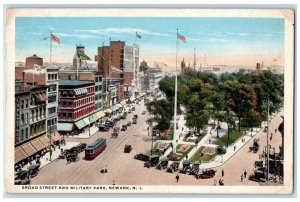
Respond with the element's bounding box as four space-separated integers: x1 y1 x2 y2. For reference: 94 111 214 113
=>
57 80 98 134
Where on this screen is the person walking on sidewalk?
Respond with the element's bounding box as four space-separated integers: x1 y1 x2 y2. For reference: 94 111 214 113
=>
244 170 247 178
222 169 224 177
234 145 236 151
176 174 180 182
241 174 244 182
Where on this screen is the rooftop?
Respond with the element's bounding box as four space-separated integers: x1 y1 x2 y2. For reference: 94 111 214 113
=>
59 80 94 86
26 54 42 59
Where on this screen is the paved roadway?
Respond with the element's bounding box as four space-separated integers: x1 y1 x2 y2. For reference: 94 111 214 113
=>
31 101 284 186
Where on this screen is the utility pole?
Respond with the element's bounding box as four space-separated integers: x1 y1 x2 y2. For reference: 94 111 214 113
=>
266 95 270 181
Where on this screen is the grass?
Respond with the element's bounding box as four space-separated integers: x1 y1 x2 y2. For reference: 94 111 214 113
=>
190 146 218 163
215 127 250 146
151 142 171 156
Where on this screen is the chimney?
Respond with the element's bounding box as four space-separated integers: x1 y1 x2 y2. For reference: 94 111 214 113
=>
20 71 28 91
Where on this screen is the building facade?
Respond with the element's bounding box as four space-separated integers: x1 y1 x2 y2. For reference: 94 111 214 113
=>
148 67 163 93
58 80 96 133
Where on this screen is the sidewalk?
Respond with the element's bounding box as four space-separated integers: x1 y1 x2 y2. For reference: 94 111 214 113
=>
70 125 98 139
24 141 80 170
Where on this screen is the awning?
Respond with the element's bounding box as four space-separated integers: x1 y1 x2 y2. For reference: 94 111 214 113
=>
89 113 98 123
51 132 62 142
96 111 105 119
58 122 74 131
75 120 87 130
83 117 90 125
105 109 112 114
117 104 123 108
111 105 119 112
83 89 88 94
31 138 45 151
21 142 37 157
15 146 28 164
42 93 48 100
39 135 51 147
74 89 80 96
120 100 126 106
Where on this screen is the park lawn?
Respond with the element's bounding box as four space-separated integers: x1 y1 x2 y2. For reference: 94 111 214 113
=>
186 134 205 143
215 127 250 146
151 142 170 156
190 146 218 163
168 144 195 161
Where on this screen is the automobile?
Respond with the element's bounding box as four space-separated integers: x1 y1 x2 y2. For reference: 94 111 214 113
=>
111 127 120 138
105 121 115 128
121 124 127 131
189 163 200 176
249 138 260 153
131 107 135 111
99 125 110 131
156 157 169 170
15 170 28 180
133 114 138 119
121 113 127 119
27 164 40 178
167 162 180 173
144 156 160 168
249 170 266 182
78 143 87 152
127 121 132 127
134 153 151 161
132 117 137 124
124 145 132 153
196 169 217 179
179 160 192 174
152 129 160 136
142 111 146 115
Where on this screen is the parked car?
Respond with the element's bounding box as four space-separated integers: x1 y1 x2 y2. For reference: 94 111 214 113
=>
99 124 110 131
196 169 217 179
132 117 137 124
133 114 138 119
144 156 160 168
189 163 200 176
167 162 180 173
121 113 127 119
124 144 132 153
134 153 151 161
179 160 192 174
27 164 40 178
156 157 169 170
127 121 132 126
111 126 120 138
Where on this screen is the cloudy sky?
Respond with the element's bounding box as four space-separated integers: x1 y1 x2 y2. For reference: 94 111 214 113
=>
15 17 284 69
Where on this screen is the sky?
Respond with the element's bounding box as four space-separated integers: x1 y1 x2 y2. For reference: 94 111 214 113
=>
15 17 285 69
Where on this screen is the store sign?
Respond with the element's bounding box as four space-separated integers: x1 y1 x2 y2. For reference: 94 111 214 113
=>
15 99 20 144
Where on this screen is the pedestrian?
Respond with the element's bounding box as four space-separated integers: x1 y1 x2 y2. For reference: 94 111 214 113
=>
270 133 273 142
222 169 224 177
176 139 178 144
241 174 244 182
209 139 211 144
234 145 236 151
244 170 247 178
275 129 277 133
176 174 179 182
112 180 116 185
186 154 188 160
182 127 184 132
105 165 108 173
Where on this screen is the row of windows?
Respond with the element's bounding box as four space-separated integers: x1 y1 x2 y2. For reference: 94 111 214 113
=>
47 118 57 127
31 107 46 122
48 107 56 115
95 76 103 83
20 99 29 110
95 85 103 92
74 105 95 120
95 94 102 100
48 94 57 103
48 73 58 81
20 127 29 142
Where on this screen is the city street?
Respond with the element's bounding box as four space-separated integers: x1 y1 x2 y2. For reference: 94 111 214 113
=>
31 98 284 186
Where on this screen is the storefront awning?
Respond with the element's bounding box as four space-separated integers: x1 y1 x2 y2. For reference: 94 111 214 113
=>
21 142 37 157
83 117 90 125
104 109 112 114
58 122 74 131
120 100 126 106
39 134 51 147
15 146 28 164
75 120 87 130
111 105 119 112
96 111 105 119
89 113 98 123
31 138 46 151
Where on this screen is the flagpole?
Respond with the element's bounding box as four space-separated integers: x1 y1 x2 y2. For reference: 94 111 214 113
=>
173 29 179 154
50 32 52 69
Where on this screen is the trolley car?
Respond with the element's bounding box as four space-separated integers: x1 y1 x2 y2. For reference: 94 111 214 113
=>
85 138 107 160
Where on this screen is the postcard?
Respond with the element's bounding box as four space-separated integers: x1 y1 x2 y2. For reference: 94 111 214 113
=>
5 8 294 194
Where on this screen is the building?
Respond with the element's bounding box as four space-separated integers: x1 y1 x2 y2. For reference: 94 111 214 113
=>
148 67 163 94
58 70 104 112
46 67 59 137
15 81 50 166
57 80 98 134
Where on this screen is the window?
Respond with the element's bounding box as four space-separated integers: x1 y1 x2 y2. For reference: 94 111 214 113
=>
26 99 29 108
48 74 51 80
99 77 102 82
21 129 24 141
95 77 99 82
48 94 56 103
63 102 67 107
26 113 29 124
48 107 56 115
21 114 24 125
25 128 28 139
63 113 66 120
49 84 57 92
54 74 57 80
68 75 72 80
21 100 24 109
52 74 54 80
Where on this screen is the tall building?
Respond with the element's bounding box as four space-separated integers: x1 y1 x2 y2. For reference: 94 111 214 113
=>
57 80 96 134
148 67 163 93
46 67 59 137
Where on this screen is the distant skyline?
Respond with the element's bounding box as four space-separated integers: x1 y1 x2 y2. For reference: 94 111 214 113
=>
15 17 284 69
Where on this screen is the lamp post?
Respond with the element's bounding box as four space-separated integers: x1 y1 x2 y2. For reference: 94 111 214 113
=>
48 124 52 161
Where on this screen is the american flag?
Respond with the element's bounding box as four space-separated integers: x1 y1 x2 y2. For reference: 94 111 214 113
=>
177 33 186 43
51 34 61 45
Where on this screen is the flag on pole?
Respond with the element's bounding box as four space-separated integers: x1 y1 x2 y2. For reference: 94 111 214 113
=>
177 33 186 43
51 34 61 45
80 53 91 61
136 32 142 39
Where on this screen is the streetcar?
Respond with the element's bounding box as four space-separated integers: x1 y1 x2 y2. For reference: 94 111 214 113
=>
85 138 107 160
